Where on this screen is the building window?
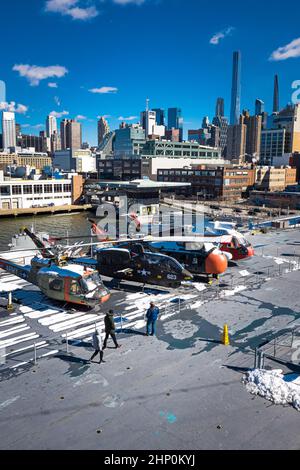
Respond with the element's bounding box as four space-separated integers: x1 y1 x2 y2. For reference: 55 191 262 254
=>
34 185 43 194
12 185 22 195
44 184 53 193
0 186 10 196
23 185 33 194
54 184 62 193
63 184 71 192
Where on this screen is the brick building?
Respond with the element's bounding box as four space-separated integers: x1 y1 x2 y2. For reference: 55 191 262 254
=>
157 165 255 201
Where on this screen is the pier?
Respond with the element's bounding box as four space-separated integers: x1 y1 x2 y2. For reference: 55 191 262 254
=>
0 204 92 218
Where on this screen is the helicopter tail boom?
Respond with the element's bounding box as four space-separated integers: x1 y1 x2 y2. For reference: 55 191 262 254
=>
0 258 31 282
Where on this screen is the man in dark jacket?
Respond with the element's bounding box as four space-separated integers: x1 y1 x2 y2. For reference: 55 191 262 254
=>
146 301 160 336
103 310 121 349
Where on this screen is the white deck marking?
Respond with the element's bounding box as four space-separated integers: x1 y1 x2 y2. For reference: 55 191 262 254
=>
0 317 25 328
0 325 30 339
0 396 20 410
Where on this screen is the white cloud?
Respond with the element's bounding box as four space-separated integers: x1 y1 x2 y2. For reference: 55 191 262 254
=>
270 38 300 61
48 82 58 88
13 64 68 86
112 0 145 4
118 115 138 121
0 101 28 114
210 27 234 45
45 0 99 20
54 96 61 106
89 86 118 94
76 114 87 120
50 110 69 118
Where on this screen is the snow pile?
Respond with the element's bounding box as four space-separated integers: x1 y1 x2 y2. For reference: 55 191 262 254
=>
243 369 300 412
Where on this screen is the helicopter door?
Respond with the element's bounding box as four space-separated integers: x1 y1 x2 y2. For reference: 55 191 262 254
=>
49 278 63 292
64 277 85 304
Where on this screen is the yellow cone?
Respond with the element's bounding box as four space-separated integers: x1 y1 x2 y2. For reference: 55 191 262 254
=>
222 324 230 346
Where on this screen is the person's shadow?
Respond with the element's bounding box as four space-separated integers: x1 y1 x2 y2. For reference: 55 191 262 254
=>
55 353 90 378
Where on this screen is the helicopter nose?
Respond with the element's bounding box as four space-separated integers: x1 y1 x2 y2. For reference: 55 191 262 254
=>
100 293 111 303
205 252 228 275
247 247 255 257
182 268 193 280
223 251 233 261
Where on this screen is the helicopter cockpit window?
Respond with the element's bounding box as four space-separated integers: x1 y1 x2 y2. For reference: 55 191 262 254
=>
49 278 63 292
237 236 250 247
232 237 239 249
81 272 102 293
168 258 184 272
147 254 160 265
69 280 82 295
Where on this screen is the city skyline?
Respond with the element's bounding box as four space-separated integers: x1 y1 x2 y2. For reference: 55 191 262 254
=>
1 0 300 144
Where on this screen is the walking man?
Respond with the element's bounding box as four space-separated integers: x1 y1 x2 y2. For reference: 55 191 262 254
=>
146 301 160 337
103 310 121 349
90 328 104 363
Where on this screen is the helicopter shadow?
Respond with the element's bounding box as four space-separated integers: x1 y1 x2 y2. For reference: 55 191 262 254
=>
103 279 170 296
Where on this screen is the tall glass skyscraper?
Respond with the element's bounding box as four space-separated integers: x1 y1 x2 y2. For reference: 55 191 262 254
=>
168 108 183 141
255 99 265 116
273 75 279 114
152 108 165 126
215 97 225 117
230 51 241 126
2 111 16 149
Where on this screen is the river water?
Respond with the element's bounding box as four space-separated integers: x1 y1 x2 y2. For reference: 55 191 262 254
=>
0 212 94 252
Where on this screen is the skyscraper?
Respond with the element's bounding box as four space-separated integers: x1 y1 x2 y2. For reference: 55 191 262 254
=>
60 119 82 150
273 74 280 114
227 115 247 164
230 51 242 126
46 115 57 138
98 116 110 147
212 115 228 157
202 116 210 129
215 98 225 117
255 99 265 116
152 108 165 126
140 110 156 137
271 104 300 153
2 111 16 149
243 110 262 160
168 108 183 141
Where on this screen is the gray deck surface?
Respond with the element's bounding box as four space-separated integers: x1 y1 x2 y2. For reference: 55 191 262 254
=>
0 229 300 450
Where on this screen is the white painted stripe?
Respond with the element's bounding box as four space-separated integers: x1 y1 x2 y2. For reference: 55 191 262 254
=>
0 325 30 339
19 306 35 314
9 350 59 369
0 341 47 359
0 317 25 328
0 333 39 348
0 396 20 410
39 311 88 326
39 350 59 358
50 315 100 333
26 309 63 320
61 322 104 339
10 361 30 369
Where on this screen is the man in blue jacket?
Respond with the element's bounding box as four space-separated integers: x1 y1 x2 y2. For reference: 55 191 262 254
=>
146 301 160 337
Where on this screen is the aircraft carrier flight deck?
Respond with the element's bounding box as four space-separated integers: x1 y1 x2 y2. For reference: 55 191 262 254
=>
0 228 300 450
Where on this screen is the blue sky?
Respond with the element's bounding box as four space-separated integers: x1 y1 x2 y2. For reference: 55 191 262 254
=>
1 0 300 144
